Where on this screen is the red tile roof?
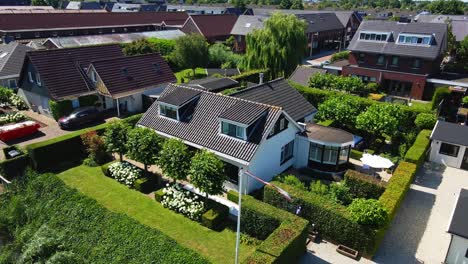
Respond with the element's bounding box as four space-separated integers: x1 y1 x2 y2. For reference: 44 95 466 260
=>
91 53 176 97
187 14 237 38
21 45 124 100
0 12 188 31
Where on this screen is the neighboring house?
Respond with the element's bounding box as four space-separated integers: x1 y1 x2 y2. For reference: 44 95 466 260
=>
0 42 32 89
167 5 226 15
414 14 468 42
288 65 326 86
66 1 103 10
0 0 30 5
0 5 54 10
231 78 317 122
343 20 447 100
445 188 468 264
108 3 141 12
138 83 352 193
181 14 238 42
41 30 185 49
17 44 175 117
206 68 240 77
230 15 265 53
224 7 253 16
187 77 238 93
0 12 188 43
430 121 468 170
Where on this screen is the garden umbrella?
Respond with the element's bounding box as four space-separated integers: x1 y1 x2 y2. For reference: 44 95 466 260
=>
360 153 394 169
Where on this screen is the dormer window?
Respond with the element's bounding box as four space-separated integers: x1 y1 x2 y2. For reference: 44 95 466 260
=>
397 34 432 46
159 103 178 120
221 121 246 140
359 31 389 42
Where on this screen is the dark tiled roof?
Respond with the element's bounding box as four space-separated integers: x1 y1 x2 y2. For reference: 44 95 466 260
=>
188 14 238 38
0 12 188 31
348 20 447 59
296 13 344 33
304 123 354 144
0 42 32 78
232 78 316 121
79 2 102 10
91 53 176 97
21 44 123 100
206 68 240 76
158 87 201 106
218 100 268 125
431 121 468 146
288 66 326 86
138 84 282 162
448 189 468 239
188 77 238 92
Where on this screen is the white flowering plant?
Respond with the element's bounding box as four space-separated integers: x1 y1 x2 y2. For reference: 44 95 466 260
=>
108 161 141 186
0 112 27 125
161 184 205 221
9 94 28 110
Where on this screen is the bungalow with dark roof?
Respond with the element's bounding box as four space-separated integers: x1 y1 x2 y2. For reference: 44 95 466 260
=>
429 121 468 170
138 82 353 193
0 42 32 89
17 44 175 117
181 14 238 42
445 188 468 263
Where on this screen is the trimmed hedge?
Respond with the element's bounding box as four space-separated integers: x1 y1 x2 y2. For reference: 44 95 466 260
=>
344 170 386 199
404 130 431 169
227 190 309 264
154 188 165 202
0 153 30 180
231 69 269 83
100 161 116 177
350 149 363 160
26 114 142 172
201 206 228 231
133 177 156 194
263 182 376 255
316 119 334 126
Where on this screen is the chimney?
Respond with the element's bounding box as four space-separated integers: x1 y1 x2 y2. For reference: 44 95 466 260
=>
259 72 264 84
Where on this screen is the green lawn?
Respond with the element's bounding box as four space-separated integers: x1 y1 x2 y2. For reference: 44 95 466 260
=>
58 165 255 264
175 68 207 83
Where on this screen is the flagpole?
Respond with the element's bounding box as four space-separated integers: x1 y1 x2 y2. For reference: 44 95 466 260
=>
235 168 243 264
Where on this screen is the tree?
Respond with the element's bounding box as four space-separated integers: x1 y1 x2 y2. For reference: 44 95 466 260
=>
279 0 292 9
103 120 131 161
232 0 247 9
316 96 366 128
446 20 458 56
126 127 162 175
414 113 437 130
456 35 468 70
81 131 108 166
356 103 406 136
189 149 226 199
208 43 243 68
428 0 464 14
308 73 336 89
171 34 209 75
244 12 307 78
157 138 191 183
348 198 388 228
290 0 304 9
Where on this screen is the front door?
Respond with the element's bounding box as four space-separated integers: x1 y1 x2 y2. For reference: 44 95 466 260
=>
461 148 468 171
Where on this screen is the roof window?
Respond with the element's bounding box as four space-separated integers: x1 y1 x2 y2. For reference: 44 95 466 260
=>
359 31 390 42
397 34 432 46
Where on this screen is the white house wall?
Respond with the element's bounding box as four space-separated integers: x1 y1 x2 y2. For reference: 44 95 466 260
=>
246 122 300 193
295 135 310 168
445 235 468 264
430 140 466 169
17 89 52 117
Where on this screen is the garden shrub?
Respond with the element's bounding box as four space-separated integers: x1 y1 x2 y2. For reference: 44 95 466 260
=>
310 180 328 196
0 172 208 263
0 112 27 125
414 113 437 130
404 130 431 168
329 182 352 205
201 206 228 230
316 119 335 126
347 199 388 228
154 188 165 202
330 50 349 62
81 131 108 166
274 174 307 191
231 69 269 83
133 177 156 194
108 161 141 186
0 153 30 180
350 149 363 160
431 86 450 109
344 170 386 199
161 184 205 221
49 100 73 120
263 182 376 255
100 161 116 177
227 190 308 264
122 113 143 127
9 93 28 110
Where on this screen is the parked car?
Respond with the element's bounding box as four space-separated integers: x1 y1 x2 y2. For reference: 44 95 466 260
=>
58 107 101 129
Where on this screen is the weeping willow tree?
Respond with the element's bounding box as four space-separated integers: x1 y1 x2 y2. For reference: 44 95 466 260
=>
243 12 307 79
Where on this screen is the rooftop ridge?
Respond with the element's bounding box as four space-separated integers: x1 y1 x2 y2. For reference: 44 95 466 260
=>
25 43 121 55
172 83 283 111
90 53 162 64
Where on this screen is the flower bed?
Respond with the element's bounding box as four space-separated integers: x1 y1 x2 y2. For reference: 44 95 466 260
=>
161 184 205 221
108 161 141 186
0 112 27 125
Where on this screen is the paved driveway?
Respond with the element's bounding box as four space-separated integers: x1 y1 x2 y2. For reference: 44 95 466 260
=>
301 163 468 263
374 163 468 263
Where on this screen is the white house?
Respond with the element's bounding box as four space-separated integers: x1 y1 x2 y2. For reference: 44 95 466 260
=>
138 80 354 193
429 121 468 170
445 188 468 264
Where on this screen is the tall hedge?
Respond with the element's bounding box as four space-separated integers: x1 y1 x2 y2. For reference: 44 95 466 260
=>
0 153 30 180
344 170 386 199
49 100 73 120
263 182 377 255
431 86 450 110
227 191 308 264
0 173 209 263
404 129 431 169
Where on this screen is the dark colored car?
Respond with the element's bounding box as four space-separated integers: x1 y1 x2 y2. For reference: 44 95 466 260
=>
58 107 101 129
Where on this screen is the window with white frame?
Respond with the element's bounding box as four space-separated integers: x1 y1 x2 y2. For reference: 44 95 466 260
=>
8 79 17 88
36 73 41 86
309 143 323 162
359 31 389 42
221 121 245 140
339 147 349 164
323 146 339 164
160 104 178 120
28 72 33 83
439 143 459 157
397 34 432 46
281 141 294 164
